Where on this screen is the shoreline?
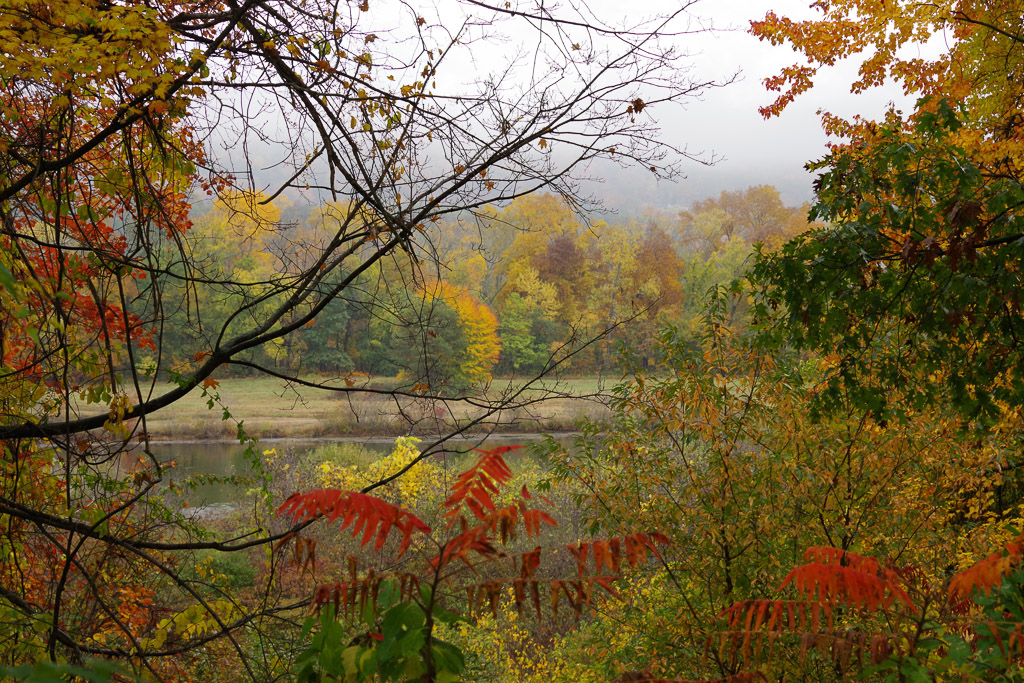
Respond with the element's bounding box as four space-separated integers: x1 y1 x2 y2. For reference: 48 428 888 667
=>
145 430 584 446
59 375 615 443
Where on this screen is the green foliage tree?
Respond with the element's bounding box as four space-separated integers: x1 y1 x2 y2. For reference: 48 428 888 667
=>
299 295 355 374
749 0 1024 426
753 101 1024 425
495 293 552 375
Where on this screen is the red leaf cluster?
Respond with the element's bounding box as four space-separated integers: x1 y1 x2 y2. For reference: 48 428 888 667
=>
274 532 317 572
432 498 557 569
716 547 918 677
277 489 430 556
949 533 1024 608
568 533 670 577
279 445 672 636
721 599 827 633
444 446 519 522
465 575 619 621
432 447 557 569
780 546 913 611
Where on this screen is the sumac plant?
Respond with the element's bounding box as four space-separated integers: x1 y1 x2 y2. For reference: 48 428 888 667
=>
275 445 670 683
717 542 1024 681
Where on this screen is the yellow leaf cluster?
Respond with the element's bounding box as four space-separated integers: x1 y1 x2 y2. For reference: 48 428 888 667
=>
421 280 501 387
315 437 444 508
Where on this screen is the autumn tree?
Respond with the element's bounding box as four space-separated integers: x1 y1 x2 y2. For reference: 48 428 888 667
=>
476 194 585 309
575 3 1024 679
390 279 501 393
677 186 808 259
432 194 688 375
620 226 685 359
0 0 728 676
649 186 813 338
749 0 1024 424
539 297 1024 680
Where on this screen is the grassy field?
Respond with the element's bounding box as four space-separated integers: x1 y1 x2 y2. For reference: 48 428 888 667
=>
141 375 618 440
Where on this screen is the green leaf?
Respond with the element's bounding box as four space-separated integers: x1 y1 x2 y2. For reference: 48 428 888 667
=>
432 604 463 625
377 579 399 611
0 264 17 297
431 638 465 674
0 659 131 683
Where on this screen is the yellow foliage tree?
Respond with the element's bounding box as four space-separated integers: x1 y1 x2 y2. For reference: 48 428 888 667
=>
420 280 501 388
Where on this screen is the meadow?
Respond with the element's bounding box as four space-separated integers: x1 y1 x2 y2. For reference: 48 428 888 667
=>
142 375 616 440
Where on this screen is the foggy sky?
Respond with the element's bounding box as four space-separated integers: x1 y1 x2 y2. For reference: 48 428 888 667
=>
586 0 920 215
215 1 921 218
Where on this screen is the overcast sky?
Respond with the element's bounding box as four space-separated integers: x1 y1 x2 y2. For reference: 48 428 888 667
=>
586 0 919 214
232 1 921 217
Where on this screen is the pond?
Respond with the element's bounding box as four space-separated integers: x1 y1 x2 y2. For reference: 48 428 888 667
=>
139 433 576 513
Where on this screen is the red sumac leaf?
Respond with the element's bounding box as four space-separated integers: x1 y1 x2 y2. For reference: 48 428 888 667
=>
276 489 429 557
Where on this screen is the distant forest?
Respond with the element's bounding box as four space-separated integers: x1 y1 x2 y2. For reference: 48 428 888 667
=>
159 186 809 388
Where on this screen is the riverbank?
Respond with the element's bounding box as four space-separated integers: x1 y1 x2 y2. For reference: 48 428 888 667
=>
146 431 583 446
138 376 615 440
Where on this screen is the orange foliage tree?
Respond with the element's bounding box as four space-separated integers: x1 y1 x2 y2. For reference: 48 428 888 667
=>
418 280 501 390
654 2 1024 679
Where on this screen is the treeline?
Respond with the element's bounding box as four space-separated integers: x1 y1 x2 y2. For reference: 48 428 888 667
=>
147 186 809 387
